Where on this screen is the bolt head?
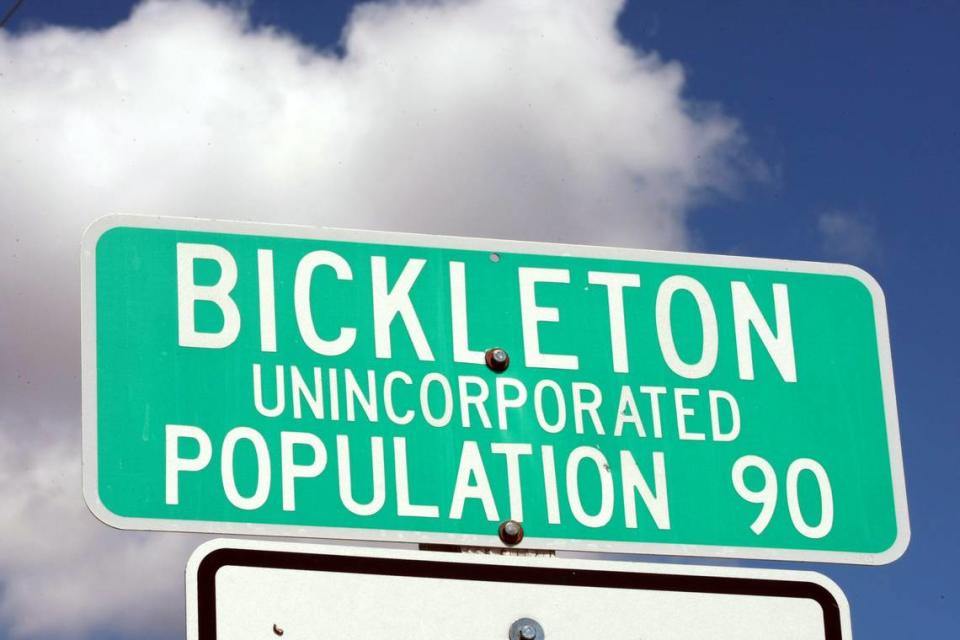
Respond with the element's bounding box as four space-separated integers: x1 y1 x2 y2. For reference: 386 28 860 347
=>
485 347 510 373
509 618 543 640
498 519 524 545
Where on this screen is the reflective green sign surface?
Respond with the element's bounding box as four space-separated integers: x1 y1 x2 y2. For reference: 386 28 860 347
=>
81 216 908 563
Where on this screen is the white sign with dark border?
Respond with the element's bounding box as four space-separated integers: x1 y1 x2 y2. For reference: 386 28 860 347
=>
187 539 852 639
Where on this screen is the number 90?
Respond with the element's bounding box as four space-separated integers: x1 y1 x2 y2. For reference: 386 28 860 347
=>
731 455 834 539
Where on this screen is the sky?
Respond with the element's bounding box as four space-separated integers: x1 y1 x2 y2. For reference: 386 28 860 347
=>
0 0 957 638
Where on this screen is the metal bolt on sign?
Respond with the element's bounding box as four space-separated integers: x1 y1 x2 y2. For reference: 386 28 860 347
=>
498 519 524 546
485 347 510 373
509 618 544 640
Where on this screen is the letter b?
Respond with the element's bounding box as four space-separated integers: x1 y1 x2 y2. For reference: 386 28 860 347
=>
177 243 241 348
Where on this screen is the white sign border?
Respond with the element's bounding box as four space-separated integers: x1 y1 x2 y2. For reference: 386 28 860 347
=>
185 538 853 640
81 214 910 565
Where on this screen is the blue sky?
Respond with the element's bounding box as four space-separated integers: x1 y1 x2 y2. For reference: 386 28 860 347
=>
1 1 958 638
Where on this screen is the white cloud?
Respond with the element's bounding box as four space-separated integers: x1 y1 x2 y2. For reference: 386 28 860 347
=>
0 0 749 637
0 425 204 638
817 210 882 263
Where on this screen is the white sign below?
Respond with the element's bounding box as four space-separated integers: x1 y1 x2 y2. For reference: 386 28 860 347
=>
187 539 851 640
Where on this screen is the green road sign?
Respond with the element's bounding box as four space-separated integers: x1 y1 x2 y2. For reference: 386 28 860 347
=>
81 215 909 564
